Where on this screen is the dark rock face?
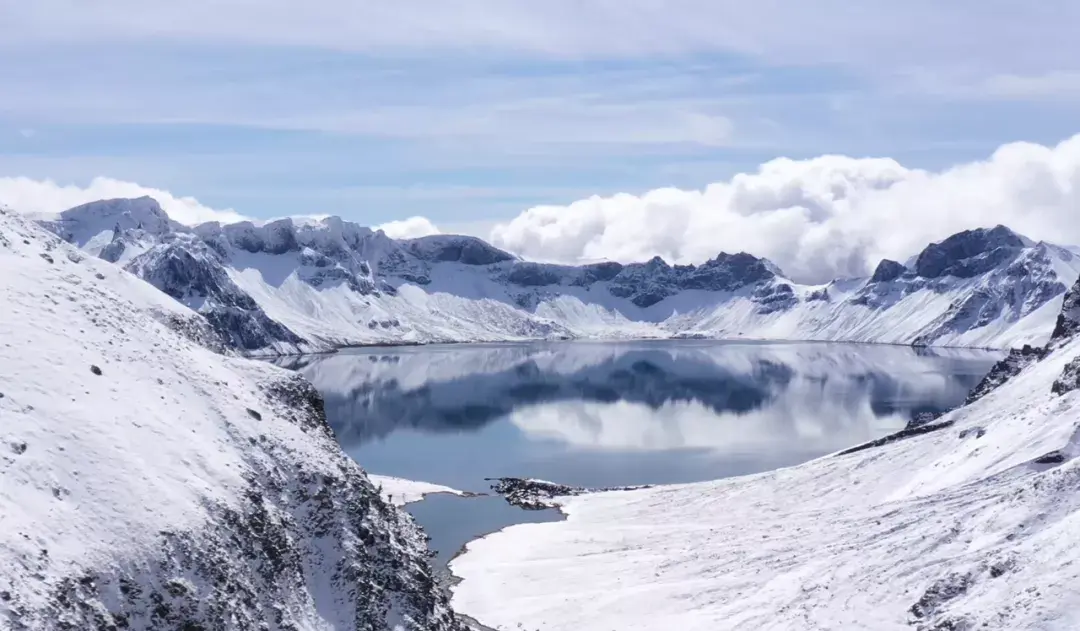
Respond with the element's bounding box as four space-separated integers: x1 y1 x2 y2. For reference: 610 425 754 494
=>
965 345 1046 404
606 252 781 309
127 240 305 352
408 236 515 266
1051 356 1080 396
913 226 1025 279
507 262 562 287
571 262 624 285
870 259 907 283
909 571 974 631
1051 276 1080 345
754 283 797 315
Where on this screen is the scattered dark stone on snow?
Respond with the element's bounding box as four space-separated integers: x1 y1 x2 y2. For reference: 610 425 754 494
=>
94 272 106 280
11 442 27 455
487 477 650 510
90 365 103 376
39 253 54 264
836 421 956 456
0 591 9 601
957 427 986 440
245 408 262 421
910 571 973 623
988 560 1014 578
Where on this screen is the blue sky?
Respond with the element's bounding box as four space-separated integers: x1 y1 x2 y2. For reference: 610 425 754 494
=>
3 1 1080 236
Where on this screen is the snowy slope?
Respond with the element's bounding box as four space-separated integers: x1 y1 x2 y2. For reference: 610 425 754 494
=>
0 208 462 630
39 197 1080 353
450 279 1080 631
369 475 464 506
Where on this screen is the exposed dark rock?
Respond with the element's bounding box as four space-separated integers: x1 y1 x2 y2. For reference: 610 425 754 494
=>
487 477 649 510
1051 356 1080 396
607 251 780 308
245 408 262 421
126 240 306 352
914 226 1025 279
836 421 955 456
408 236 514 266
907 411 945 430
1033 450 1066 465
870 259 907 283
90 365 103 376
966 345 1046 404
957 427 986 440
910 572 973 623
506 263 562 287
1051 275 1080 345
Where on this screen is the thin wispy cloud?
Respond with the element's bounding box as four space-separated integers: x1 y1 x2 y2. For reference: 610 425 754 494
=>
1 1 1078 228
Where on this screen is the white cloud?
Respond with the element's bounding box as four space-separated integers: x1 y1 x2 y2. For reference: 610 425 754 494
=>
0 176 248 225
375 216 442 239
490 134 1080 283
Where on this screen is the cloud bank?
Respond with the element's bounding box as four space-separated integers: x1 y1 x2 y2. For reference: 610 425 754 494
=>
0 176 249 225
375 216 442 239
5 134 1080 284
491 134 1080 283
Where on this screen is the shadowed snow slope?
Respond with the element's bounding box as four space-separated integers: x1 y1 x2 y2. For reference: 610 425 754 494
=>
450 288 1080 630
0 208 462 630
38 197 1080 353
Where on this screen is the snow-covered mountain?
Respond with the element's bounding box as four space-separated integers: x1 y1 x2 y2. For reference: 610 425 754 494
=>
41 197 1080 353
0 208 462 629
449 254 1080 631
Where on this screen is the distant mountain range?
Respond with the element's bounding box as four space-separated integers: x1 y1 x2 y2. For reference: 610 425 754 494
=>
39 196 1080 354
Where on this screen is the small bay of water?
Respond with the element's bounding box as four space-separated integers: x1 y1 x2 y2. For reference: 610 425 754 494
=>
276 340 1001 576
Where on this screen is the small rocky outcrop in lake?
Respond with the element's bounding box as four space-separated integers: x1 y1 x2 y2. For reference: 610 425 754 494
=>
488 477 649 510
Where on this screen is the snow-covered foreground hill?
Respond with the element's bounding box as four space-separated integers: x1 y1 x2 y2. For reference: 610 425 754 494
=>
39 197 1080 354
449 279 1080 630
0 208 462 630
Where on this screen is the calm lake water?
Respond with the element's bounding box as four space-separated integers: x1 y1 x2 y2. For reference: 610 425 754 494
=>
277 340 1001 574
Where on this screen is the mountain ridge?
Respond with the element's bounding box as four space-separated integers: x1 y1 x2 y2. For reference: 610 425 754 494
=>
36 196 1080 354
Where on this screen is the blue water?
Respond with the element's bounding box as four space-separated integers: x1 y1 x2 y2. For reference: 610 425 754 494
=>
279 340 1001 572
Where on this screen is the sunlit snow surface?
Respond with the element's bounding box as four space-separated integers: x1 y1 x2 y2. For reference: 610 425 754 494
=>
0 209 460 630
450 338 1080 630
369 474 463 506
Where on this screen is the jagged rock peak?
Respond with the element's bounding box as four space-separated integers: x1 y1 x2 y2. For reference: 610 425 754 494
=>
870 259 907 283
913 225 1028 279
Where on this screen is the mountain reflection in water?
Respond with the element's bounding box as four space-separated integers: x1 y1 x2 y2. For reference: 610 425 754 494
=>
274 341 1001 491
